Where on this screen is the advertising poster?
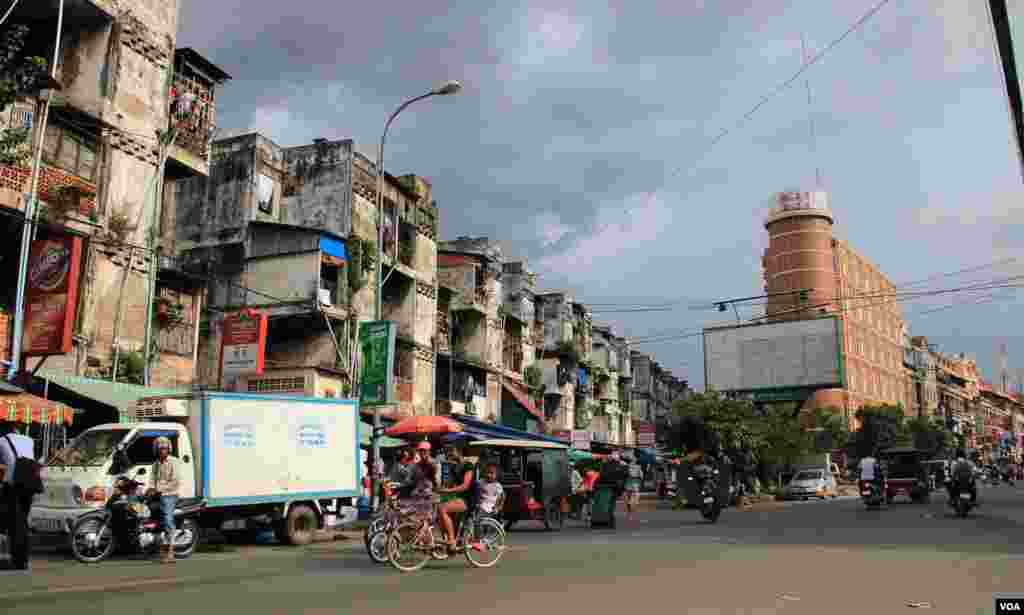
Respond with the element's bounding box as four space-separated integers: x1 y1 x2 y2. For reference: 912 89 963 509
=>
359 320 396 406
220 309 268 390
23 235 83 356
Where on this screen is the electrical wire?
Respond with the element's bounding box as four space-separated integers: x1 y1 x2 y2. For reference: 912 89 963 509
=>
0 0 21 29
655 0 894 198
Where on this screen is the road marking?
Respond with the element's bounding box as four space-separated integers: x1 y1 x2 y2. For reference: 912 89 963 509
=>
0 574 210 602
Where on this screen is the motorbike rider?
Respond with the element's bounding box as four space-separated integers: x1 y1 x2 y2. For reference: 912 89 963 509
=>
858 449 883 495
145 436 182 564
947 448 978 507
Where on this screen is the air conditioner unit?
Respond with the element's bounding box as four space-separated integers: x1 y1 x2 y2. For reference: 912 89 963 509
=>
131 397 189 421
318 288 332 306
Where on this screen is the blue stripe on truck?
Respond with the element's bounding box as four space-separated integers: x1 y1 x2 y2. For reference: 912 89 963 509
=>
201 395 210 499
207 490 361 508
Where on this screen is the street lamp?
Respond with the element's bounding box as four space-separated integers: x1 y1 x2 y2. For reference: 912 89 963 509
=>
370 80 461 510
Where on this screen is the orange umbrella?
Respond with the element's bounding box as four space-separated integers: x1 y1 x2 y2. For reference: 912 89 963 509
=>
384 416 463 438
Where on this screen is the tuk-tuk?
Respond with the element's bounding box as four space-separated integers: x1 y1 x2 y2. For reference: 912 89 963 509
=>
466 439 572 532
880 447 930 503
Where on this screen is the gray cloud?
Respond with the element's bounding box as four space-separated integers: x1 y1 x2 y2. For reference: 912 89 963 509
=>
178 0 1024 389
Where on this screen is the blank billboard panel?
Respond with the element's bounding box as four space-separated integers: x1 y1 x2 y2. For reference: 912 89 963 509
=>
704 317 843 392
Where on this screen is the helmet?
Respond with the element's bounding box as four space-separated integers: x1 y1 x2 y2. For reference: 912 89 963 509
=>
956 448 966 459
416 441 432 452
153 436 172 453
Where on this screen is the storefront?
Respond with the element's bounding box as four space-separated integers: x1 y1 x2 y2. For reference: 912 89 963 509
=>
0 380 76 460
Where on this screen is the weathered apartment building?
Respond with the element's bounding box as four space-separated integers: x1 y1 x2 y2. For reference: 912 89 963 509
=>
435 238 540 430
172 133 439 418
591 324 634 446
0 1 227 423
630 350 690 446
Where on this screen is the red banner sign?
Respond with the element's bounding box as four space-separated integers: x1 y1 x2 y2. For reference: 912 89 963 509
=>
23 235 83 356
219 309 268 387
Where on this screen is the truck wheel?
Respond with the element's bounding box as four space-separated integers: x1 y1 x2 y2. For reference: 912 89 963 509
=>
282 504 317 546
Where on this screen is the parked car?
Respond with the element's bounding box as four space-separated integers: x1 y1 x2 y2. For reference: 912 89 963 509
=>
783 469 838 501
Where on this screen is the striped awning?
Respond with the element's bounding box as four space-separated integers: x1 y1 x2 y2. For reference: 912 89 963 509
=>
0 393 74 425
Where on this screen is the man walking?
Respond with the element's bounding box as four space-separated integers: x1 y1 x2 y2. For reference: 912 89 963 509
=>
0 420 35 571
145 437 182 564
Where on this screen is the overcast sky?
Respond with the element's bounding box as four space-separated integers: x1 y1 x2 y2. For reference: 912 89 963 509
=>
177 0 1024 391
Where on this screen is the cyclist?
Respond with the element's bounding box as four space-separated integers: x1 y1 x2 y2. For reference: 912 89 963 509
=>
438 446 478 554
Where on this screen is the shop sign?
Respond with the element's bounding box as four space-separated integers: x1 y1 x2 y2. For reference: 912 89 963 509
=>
359 320 396 407
23 235 83 356
220 309 268 389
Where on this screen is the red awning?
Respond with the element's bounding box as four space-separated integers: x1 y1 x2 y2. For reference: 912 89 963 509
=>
503 380 541 419
0 393 73 425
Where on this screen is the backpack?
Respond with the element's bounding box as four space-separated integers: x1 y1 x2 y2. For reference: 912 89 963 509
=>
3 434 44 494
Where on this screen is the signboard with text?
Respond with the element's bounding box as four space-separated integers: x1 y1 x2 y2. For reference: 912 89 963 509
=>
220 309 268 390
359 320 396 406
23 235 83 356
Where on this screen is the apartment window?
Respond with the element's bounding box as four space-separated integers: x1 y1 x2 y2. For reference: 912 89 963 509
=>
42 122 97 181
248 377 306 393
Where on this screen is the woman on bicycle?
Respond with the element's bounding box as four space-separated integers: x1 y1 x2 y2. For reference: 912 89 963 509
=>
394 441 438 520
438 446 477 553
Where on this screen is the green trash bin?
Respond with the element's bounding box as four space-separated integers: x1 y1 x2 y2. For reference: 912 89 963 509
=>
590 485 617 528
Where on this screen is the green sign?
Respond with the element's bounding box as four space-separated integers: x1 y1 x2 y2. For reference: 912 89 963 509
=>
359 320 396 406
748 387 814 403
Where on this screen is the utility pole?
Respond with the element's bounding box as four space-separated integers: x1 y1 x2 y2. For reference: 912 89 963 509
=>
9 0 65 381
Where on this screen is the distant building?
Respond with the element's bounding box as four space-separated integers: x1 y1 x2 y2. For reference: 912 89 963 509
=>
762 190 912 416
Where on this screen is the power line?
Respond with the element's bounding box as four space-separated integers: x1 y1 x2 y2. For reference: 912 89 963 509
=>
659 0 894 193
0 0 22 28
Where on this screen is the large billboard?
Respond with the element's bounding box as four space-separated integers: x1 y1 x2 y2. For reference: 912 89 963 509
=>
703 316 844 393
23 234 83 356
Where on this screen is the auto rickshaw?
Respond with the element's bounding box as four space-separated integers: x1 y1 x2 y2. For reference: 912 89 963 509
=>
879 446 931 504
466 439 572 532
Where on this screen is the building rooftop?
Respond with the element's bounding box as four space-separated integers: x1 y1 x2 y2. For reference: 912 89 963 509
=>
765 190 833 227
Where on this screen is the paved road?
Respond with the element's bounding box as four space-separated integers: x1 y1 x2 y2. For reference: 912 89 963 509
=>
3 486 1024 614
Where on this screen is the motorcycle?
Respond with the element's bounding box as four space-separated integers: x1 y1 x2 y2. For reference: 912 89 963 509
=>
70 468 204 563
860 478 885 509
950 479 976 519
689 464 721 523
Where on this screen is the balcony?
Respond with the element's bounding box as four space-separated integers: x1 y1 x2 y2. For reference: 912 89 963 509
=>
436 312 451 353
503 336 524 375
167 49 231 177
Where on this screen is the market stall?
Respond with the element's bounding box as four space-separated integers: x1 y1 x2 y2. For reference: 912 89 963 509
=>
0 382 76 461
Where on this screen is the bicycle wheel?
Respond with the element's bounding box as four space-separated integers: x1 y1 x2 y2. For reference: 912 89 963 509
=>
387 522 432 572
367 527 390 564
463 517 506 568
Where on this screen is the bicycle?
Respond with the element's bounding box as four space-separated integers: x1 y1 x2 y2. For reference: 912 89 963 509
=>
387 505 506 572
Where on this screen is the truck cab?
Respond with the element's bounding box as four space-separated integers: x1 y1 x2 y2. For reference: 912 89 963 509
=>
31 402 196 536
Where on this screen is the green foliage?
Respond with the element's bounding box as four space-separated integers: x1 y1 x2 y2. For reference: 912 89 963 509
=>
574 402 594 430
846 404 910 459
524 365 542 389
906 416 953 458
810 406 851 451
0 25 49 166
555 340 579 364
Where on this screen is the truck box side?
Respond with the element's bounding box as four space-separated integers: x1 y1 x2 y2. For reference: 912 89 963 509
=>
188 393 362 508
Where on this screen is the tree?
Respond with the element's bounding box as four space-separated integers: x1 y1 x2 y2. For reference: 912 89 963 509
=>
0 25 50 166
669 392 765 456
906 416 953 458
810 406 851 452
846 404 908 459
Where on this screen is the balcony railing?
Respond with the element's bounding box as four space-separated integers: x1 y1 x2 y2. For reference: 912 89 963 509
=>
436 312 450 352
171 75 216 159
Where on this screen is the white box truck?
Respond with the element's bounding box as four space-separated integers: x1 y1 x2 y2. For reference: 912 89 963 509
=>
31 392 362 546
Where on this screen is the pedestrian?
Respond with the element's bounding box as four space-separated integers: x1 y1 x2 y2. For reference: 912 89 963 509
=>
145 436 182 564
0 420 35 571
569 462 585 519
624 454 642 520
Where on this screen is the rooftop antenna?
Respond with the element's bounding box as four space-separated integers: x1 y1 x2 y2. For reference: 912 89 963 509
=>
801 34 823 189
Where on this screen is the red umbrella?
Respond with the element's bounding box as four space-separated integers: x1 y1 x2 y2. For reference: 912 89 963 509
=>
384 416 463 438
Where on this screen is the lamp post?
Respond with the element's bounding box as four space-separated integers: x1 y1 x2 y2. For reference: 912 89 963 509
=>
371 80 460 511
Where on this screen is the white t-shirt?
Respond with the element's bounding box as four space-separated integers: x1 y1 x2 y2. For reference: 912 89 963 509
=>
859 457 877 481
0 433 35 485
478 480 504 513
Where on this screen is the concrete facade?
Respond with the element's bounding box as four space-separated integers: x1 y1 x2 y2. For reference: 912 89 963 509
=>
762 191 911 417
172 133 438 417
435 238 539 428
0 2 228 389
